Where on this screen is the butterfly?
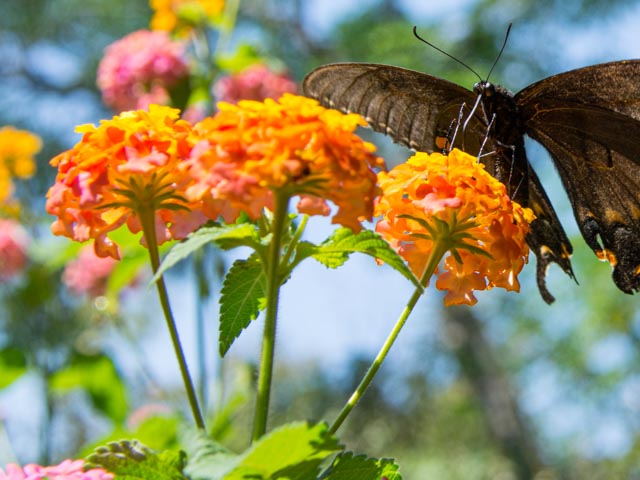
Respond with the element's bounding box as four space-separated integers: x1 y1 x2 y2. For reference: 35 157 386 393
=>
303 43 640 303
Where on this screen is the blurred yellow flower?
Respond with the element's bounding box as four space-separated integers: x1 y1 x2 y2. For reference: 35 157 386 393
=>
0 126 40 203
150 0 224 33
375 149 534 306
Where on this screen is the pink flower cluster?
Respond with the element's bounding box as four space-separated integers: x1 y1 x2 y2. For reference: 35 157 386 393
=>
213 64 297 104
97 29 189 112
62 244 117 297
0 219 29 281
0 459 112 480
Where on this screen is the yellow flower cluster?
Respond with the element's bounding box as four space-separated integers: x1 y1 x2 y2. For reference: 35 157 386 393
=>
150 0 224 33
0 126 40 205
375 149 534 306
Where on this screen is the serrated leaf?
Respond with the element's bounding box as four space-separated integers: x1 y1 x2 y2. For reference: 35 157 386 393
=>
50 354 127 423
86 440 187 480
219 255 266 356
321 452 402 480
153 223 262 282
0 348 27 389
182 429 240 480
311 228 420 288
290 240 319 266
225 421 342 480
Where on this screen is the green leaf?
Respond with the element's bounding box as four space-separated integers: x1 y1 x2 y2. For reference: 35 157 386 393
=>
182 429 240 480
153 223 262 282
50 353 127 423
78 414 181 458
0 348 27 389
216 44 262 73
225 421 342 480
306 228 420 289
321 452 402 480
86 440 187 480
219 255 266 356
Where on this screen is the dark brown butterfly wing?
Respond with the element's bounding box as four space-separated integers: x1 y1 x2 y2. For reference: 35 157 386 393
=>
302 63 480 152
524 164 574 303
517 60 640 294
303 63 576 302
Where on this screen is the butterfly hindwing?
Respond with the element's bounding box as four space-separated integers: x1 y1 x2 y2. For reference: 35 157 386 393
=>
518 61 640 293
524 164 574 303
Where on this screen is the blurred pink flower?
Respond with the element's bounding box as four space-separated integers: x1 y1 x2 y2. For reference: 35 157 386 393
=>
62 244 117 297
213 64 297 104
0 219 29 281
97 29 189 112
0 459 112 480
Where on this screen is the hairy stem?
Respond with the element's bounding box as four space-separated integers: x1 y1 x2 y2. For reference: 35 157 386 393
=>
252 194 289 441
140 207 206 430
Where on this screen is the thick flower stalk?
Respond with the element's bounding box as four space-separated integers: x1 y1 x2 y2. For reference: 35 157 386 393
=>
0 126 40 204
46 105 205 260
150 0 224 33
375 148 534 306
213 64 298 104
97 30 190 112
184 93 385 230
182 93 383 439
0 459 112 480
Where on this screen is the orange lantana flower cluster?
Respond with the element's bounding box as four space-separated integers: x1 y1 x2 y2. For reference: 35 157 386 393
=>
46 105 206 259
375 149 534 306
46 96 383 258
185 94 384 231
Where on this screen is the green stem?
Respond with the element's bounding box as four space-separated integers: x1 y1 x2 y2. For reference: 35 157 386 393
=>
139 207 206 430
329 238 450 434
252 193 290 441
215 0 240 57
194 248 210 412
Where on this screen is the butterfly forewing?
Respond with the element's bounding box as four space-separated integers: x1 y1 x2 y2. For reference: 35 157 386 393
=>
303 63 479 152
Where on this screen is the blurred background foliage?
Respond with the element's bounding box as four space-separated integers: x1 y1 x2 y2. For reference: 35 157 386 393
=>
2 0 640 478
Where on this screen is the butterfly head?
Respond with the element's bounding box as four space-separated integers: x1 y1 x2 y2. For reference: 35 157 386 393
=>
473 80 496 97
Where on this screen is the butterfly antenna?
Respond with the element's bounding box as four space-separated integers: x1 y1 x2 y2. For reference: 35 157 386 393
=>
485 23 512 82
413 26 482 82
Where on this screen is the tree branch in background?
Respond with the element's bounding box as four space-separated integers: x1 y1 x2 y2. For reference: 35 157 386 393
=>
442 306 544 480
